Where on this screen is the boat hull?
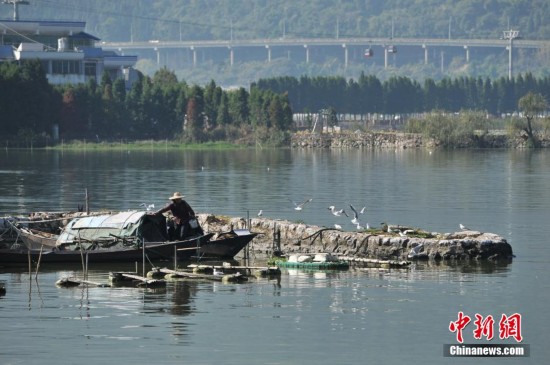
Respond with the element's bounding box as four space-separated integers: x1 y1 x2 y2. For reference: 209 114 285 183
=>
0 233 257 264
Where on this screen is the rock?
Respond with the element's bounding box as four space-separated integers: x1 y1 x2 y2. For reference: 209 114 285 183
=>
197 214 513 262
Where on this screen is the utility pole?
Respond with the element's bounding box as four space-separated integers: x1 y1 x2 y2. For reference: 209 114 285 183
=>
502 29 520 79
2 0 29 21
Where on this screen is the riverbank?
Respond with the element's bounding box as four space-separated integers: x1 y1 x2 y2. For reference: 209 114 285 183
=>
6 129 549 150
198 214 514 263
290 130 550 149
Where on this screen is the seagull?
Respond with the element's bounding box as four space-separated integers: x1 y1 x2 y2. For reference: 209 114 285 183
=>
398 230 407 237
289 198 312 211
459 224 470 231
356 222 364 230
408 244 424 259
328 206 348 217
349 205 360 225
139 203 155 211
334 224 342 230
257 210 263 217
360 206 366 214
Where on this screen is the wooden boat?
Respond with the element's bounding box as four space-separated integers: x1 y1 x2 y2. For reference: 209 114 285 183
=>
0 231 257 264
0 211 257 264
8 225 58 249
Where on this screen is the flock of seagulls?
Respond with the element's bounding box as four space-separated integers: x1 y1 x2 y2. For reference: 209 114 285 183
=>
257 199 370 231
256 197 473 235
329 203 368 231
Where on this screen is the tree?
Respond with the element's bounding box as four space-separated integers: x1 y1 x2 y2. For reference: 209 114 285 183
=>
228 87 249 125
518 92 548 147
152 67 178 85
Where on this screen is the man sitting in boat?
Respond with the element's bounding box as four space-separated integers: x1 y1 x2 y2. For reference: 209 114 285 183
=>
152 192 203 240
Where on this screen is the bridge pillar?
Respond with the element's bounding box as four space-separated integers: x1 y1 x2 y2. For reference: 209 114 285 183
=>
154 47 160 65
384 47 388 68
422 44 428 65
190 46 197 67
464 45 469 62
304 44 309 63
229 46 234 66
266 45 271 63
342 44 348 68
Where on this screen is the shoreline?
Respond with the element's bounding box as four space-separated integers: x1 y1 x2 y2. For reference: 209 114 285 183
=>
291 130 550 149
4 130 550 150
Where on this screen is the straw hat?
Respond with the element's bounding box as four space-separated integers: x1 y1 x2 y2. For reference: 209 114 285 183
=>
169 192 185 200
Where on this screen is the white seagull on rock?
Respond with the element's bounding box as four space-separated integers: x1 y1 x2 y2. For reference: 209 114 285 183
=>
459 223 470 231
408 244 424 259
257 210 263 217
334 224 342 230
289 198 313 211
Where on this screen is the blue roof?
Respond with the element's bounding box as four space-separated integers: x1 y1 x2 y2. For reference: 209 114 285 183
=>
0 45 14 59
79 46 104 58
70 31 100 41
0 19 85 27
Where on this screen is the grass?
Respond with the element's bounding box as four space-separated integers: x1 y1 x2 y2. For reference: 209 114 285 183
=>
46 140 248 151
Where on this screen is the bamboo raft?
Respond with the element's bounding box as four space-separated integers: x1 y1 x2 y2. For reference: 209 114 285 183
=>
159 268 248 283
109 272 166 287
338 256 412 269
275 260 350 270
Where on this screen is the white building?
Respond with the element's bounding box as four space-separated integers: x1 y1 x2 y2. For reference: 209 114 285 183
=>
0 18 138 88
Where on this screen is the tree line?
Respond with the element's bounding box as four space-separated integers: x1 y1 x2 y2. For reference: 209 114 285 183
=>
2 60 549 148
253 72 550 116
0 61 293 147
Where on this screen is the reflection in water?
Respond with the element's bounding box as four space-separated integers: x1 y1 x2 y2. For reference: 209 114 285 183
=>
170 281 195 317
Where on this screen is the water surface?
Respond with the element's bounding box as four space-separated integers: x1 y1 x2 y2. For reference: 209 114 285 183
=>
0 148 548 364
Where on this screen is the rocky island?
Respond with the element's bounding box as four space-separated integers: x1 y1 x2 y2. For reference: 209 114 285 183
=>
198 214 514 263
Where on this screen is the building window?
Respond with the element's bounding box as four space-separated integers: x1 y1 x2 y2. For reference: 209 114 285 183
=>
51 60 81 75
84 62 96 76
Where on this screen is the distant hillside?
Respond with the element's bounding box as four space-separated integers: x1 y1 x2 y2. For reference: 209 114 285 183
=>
5 0 549 41
2 0 550 86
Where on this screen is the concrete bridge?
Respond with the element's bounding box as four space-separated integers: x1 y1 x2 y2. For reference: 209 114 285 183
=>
102 34 549 77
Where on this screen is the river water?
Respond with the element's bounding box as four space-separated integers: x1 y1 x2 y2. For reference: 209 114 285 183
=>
0 148 548 364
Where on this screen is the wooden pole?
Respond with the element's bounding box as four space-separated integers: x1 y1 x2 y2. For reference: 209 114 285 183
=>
78 234 86 278
28 249 31 279
142 240 145 277
85 188 89 214
34 245 44 280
